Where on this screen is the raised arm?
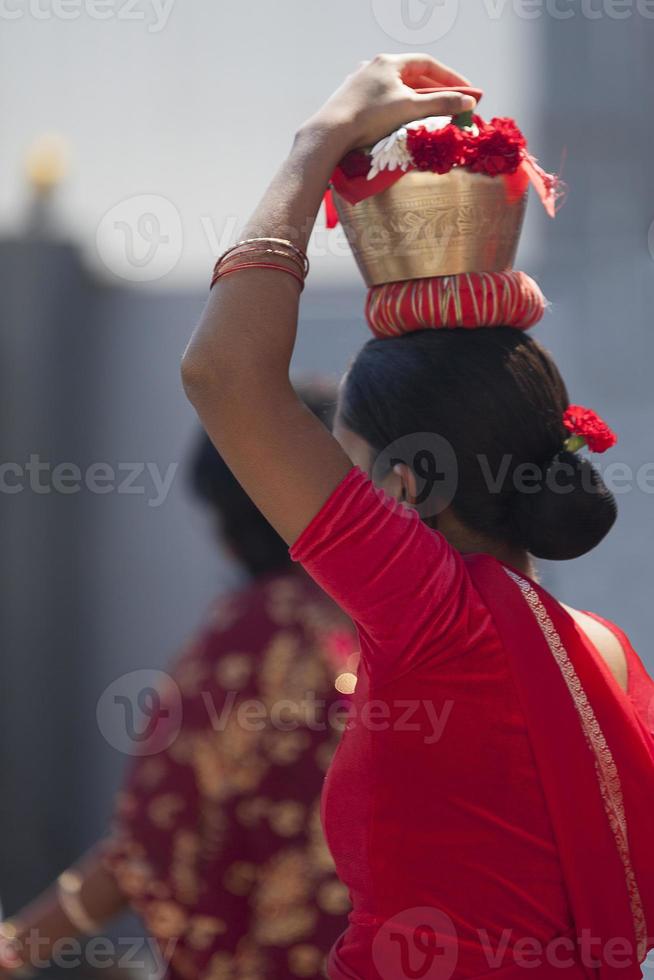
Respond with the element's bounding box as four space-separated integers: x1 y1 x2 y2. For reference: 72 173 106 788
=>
181 54 474 545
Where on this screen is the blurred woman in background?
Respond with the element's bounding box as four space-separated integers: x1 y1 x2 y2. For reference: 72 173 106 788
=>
0 383 357 980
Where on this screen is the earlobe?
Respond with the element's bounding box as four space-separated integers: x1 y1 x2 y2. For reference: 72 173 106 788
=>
382 463 404 504
392 466 407 502
392 463 418 509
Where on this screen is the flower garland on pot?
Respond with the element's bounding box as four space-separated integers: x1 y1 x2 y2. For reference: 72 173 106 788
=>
325 111 563 227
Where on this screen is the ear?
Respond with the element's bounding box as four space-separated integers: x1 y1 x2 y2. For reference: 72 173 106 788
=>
392 462 419 509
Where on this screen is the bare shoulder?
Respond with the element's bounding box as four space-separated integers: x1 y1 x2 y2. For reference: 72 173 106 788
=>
561 603 628 692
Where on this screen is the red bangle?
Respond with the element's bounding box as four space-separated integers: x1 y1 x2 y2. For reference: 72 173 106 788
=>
210 261 305 291
217 238 309 276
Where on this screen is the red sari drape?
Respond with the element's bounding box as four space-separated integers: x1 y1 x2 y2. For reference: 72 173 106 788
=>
466 555 654 978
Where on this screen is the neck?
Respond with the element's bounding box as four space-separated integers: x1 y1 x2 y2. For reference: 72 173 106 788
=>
435 513 535 579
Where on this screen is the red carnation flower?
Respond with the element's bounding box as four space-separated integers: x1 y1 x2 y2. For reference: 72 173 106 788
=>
563 405 617 454
489 117 527 147
406 124 467 175
466 116 527 177
468 113 492 136
338 150 372 179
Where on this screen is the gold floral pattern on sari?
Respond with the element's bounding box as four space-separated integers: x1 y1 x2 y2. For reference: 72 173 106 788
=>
250 848 318 946
148 793 187 830
505 568 648 960
287 944 324 977
186 916 227 951
267 800 307 838
190 719 269 803
135 757 168 790
223 861 258 897
214 653 254 691
104 572 357 980
317 879 350 915
171 829 201 904
144 899 189 940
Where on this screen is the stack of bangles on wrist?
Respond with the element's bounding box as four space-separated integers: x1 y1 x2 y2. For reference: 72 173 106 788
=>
210 237 310 291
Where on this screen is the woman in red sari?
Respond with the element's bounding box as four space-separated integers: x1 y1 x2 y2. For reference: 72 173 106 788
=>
180 54 654 979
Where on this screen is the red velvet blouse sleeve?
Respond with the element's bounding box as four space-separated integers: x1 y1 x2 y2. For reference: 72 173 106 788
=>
290 466 471 682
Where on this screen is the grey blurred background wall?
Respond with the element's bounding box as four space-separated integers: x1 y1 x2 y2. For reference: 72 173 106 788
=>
1 0 653 919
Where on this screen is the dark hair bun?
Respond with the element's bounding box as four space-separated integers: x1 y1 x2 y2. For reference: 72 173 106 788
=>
510 451 617 561
341 330 618 562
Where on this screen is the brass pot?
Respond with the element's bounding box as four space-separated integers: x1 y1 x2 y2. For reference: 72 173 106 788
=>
332 168 528 288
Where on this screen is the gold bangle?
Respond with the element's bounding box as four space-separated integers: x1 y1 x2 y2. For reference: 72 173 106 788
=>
217 238 309 276
225 237 309 273
56 871 101 936
219 245 306 272
211 242 309 291
215 252 306 284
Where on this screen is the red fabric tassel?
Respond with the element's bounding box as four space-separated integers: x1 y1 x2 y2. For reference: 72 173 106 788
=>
521 155 565 218
323 188 340 229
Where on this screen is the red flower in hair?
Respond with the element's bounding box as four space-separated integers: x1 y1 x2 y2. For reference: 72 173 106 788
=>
563 405 617 454
406 124 467 175
466 117 527 177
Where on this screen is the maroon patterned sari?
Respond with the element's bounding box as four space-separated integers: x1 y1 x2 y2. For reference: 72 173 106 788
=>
103 569 358 980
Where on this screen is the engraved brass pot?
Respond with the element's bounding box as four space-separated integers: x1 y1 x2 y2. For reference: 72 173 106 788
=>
333 168 527 288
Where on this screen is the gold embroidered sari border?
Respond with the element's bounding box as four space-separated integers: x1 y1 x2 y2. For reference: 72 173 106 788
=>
504 568 647 961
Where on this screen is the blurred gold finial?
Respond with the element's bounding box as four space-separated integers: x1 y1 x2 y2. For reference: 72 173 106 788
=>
25 132 70 192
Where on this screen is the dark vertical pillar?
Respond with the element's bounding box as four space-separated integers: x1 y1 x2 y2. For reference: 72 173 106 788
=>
0 241 100 907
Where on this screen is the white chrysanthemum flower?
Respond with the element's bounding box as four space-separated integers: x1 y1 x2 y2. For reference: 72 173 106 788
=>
405 115 451 133
368 115 468 179
368 127 412 180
